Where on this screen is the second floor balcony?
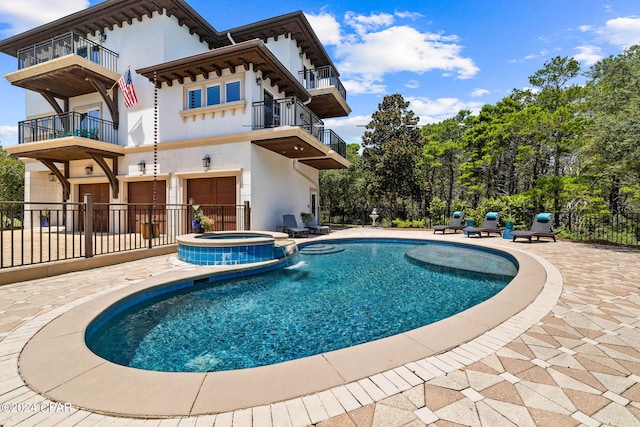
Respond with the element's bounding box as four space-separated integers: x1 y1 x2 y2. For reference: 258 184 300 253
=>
18 112 118 146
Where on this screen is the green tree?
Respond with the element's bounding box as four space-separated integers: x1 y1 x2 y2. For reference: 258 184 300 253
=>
320 144 367 223
0 146 24 202
422 110 470 214
582 45 640 213
528 56 585 217
360 94 422 218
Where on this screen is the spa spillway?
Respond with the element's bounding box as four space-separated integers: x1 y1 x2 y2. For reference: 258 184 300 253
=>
177 231 293 265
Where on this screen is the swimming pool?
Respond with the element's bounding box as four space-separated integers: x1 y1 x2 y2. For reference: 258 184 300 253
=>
86 239 517 373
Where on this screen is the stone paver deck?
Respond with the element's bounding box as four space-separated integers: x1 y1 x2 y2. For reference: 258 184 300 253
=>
0 228 638 426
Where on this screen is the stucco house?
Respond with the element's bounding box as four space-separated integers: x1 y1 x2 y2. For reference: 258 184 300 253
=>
0 0 350 232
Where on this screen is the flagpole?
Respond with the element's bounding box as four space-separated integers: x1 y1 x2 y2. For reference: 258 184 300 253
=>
107 64 132 94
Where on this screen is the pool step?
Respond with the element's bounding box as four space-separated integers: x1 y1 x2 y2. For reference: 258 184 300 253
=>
299 244 344 255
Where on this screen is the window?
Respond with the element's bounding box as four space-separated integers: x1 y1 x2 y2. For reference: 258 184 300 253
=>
226 81 240 102
206 85 221 106
185 78 242 110
188 89 202 109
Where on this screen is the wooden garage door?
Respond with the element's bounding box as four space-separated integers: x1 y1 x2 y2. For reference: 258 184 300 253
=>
128 181 167 234
187 177 236 231
79 183 110 232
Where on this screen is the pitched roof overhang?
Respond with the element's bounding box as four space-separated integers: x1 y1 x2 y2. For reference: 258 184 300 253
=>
0 2 337 74
136 39 311 100
0 0 222 57
224 11 335 69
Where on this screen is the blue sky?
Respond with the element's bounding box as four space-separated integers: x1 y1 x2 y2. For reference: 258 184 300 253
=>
1 0 639 147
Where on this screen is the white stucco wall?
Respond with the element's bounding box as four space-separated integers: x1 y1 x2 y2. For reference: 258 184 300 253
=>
250 145 318 230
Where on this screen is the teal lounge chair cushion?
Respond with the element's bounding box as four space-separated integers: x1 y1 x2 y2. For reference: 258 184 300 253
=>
453 211 462 218
537 213 552 222
486 212 499 220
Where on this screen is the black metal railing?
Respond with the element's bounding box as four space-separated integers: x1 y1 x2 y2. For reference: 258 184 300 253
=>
558 211 640 246
17 32 118 72
252 97 347 156
252 97 323 132
0 199 251 269
18 112 117 145
317 129 347 157
299 65 347 100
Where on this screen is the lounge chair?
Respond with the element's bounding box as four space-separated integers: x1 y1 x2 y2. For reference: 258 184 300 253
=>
307 215 330 235
282 214 309 237
464 212 504 237
433 211 465 234
512 213 559 242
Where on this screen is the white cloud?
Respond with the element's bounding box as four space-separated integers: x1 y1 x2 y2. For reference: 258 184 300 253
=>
335 24 478 82
394 10 424 20
0 0 89 36
0 125 18 146
407 96 484 124
578 25 592 32
573 45 603 66
405 80 420 89
598 16 640 47
305 12 343 46
508 49 549 63
308 11 478 95
344 11 394 36
471 88 489 98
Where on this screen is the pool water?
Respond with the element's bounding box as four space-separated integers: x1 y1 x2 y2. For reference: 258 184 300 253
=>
86 241 515 372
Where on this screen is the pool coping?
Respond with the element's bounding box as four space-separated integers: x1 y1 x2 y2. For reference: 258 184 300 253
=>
17 235 561 418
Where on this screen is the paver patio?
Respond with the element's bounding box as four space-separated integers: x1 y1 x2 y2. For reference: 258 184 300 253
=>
0 228 638 426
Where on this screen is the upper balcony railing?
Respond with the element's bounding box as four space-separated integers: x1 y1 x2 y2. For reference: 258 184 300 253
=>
252 97 346 157
17 32 118 72
299 65 347 101
252 97 323 133
317 129 347 158
18 112 118 145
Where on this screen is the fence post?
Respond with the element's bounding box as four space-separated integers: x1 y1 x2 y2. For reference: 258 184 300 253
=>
244 201 251 230
84 193 94 258
147 204 153 250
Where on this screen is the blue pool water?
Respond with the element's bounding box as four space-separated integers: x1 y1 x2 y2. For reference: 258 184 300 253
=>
86 240 516 372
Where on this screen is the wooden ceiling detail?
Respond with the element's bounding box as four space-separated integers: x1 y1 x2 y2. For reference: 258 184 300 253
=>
137 40 310 101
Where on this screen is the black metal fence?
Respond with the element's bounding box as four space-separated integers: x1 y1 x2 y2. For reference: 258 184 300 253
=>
558 211 640 246
325 207 640 247
0 198 250 269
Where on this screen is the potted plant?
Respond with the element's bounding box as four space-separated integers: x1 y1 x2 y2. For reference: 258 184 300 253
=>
300 212 313 226
200 216 215 232
40 210 50 227
192 204 204 232
140 216 159 239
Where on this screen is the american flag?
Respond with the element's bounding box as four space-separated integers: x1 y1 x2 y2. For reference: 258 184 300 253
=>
117 69 138 108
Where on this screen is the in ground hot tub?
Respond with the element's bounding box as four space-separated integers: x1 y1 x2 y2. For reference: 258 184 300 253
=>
177 231 292 265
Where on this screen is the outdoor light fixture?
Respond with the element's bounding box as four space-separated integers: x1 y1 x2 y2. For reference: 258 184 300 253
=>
202 154 211 169
99 32 107 42
85 165 93 175
137 160 146 174
256 77 262 85
48 172 56 182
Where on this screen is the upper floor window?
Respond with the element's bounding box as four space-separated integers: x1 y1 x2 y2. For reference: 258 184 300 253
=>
186 78 243 110
226 81 240 102
188 89 202 109
206 85 221 106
